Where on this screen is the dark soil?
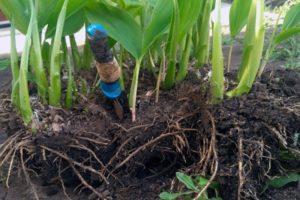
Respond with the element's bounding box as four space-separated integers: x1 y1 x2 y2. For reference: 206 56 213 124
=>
0 67 299 200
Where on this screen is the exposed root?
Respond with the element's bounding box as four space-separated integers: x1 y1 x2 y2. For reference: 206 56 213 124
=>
20 147 40 200
237 131 244 200
6 147 16 188
193 112 219 200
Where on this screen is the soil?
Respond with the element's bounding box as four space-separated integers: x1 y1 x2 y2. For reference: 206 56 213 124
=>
0 64 299 200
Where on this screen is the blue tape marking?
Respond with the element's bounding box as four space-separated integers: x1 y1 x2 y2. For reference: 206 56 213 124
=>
100 81 122 100
87 24 108 38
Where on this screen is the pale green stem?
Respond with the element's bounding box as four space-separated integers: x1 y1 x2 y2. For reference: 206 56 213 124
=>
258 11 282 77
70 34 82 69
49 0 69 106
10 21 20 108
129 59 142 122
177 30 193 82
156 46 166 103
227 41 234 73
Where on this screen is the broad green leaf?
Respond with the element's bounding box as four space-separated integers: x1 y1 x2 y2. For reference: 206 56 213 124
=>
117 0 143 18
0 0 30 34
85 0 173 59
177 0 202 41
45 0 87 38
36 0 62 29
282 3 300 30
229 0 252 38
143 0 173 54
159 192 183 200
85 1 143 59
176 172 198 191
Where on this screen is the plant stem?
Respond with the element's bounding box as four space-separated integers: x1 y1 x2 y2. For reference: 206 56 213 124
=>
70 34 82 69
63 37 74 109
49 0 69 106
129 59 142 122
196 0 213 67
19 4 35 125
176 30 193 82
118 45 125 90
10 21 20 108
156 45 166 103
227 41 234 72
30 0 48 103
258 11 282 77
227 0 265 97
83 34 93 70
164 0 179 90
211 0 224 103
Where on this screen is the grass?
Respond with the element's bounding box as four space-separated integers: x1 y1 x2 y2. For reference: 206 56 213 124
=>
0 58 10 71
270 37 300 68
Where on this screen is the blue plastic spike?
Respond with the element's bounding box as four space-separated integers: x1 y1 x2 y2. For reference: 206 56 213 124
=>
87 24 108 39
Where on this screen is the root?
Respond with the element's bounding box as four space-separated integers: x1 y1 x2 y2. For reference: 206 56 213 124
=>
41 145 109 184
193 111 219 200
20 147 40 200
6 147 16 188
113 128 198 172
237 132 244 200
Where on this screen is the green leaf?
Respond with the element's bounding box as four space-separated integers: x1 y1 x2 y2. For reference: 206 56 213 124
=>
268 173 300 188
0 0 62 33
262 173 300 193
176 172 198 191
282 3 300 30
159 192 183 200
30 0 48 103
229 0 252 38
85 0 172 60
49 0 69 106
196 176 209 187
143 0 173 54
196 0 213 66
85 1 143 59
19 1 34 125
227 0 265 97
0 0 30 34
274 27 300 45
45 0 87 38
0 59 10 71
177 0 202 41
10 21 20 108
36 0 62 29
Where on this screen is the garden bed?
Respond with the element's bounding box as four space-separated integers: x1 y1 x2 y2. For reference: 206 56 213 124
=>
0 66 299 200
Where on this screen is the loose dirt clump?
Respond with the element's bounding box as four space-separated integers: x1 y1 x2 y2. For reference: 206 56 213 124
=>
0 68 299 200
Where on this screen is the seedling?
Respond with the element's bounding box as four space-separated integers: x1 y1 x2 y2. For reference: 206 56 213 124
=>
160 172 221 200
